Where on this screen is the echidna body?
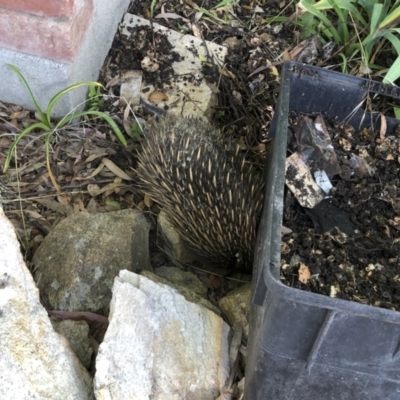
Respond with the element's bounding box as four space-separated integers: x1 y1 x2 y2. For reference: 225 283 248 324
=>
136 115 265 270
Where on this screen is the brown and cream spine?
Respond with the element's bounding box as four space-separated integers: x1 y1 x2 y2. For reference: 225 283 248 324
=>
136 115 265 270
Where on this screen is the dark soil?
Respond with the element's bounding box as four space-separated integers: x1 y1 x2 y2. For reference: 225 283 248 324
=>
281 114 400 310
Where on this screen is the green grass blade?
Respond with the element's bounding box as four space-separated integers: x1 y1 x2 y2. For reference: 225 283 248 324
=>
308 0 368 27
264 16 289 23
382 30 400 54
213 0 234 8
377 5 400 32
337 52 348 73
328 0 349 44
46 81 103 123
297 0 342 43
383 54 400 84
362 3 384 56
7 64 48 125
357 0 377 19
150 0 157 18
3 122 50 172
370 3 384 35
58 110 127 147
340 3 367 25
197 7 228 24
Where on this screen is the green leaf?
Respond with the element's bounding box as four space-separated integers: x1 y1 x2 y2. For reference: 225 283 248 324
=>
377 6 400 32
7 64 48 126
357 0 378 20
328 0 349 44
264 16 289 23
297 0 342 43
370 3 384 35
381 30 400 54
383 55 400 84
197 7 228 24
362 3 384 57
105 200 122 210
130 122 144 139
150 0 157 18
213 0 234 9
337 52 348 73
393 107 400 119
58 110 127 146
308 0 368 26
3 122 50 172
46 82 103 124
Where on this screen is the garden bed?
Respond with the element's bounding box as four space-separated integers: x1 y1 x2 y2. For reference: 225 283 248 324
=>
280 113 400 310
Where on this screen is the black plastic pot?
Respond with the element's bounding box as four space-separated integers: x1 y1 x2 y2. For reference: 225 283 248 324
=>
245 62 400 400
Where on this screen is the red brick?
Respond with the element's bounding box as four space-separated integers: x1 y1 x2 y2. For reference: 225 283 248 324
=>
0 1 93 62
0 0 79 18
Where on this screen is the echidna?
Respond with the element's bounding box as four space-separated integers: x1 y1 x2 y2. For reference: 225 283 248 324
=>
136 115 265 270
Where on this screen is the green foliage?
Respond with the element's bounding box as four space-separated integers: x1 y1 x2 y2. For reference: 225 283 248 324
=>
87 84 105 111
150 0 157 18
129 122 143 139
4 64 127 191
267 0 400 83
214 0 236 8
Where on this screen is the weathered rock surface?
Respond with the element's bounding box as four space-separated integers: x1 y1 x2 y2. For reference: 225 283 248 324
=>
51 319 93 369
157 211 231 276
218 284 252 341
33 210 150 313
142 269 220 315
122 14 228 119
0 208 94 400
94 270 231 400
154 266 208 299
157 211 201 265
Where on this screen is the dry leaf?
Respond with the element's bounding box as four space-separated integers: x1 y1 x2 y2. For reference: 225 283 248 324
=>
9 111 22 120
298 263 311 284
144 193 153 208
194 11 203 23
219 66 236 79
88 182 127 197
35 199 71 216
191 23 201 38
155 13 190 23
101 158 133 181
148 91 169 104
86 197 99 213
72 163 104 181
380 112 387 139
282 49 291 61
87 184 101 197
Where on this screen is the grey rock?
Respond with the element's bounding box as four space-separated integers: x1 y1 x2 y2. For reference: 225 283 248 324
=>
33 210 150 313
155 266 208 299
51 319 93 369
218 284 252 340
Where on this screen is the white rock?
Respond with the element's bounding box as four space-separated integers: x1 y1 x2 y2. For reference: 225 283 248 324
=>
0 208 94 400
95 270 231 400
121 14 228 119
